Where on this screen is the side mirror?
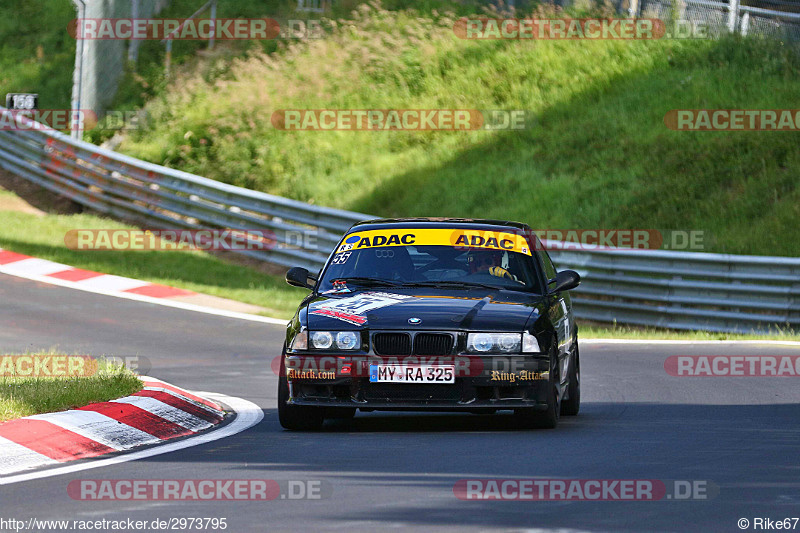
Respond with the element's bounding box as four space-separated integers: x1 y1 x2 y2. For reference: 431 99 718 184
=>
286 267 316 290
549 270 580 294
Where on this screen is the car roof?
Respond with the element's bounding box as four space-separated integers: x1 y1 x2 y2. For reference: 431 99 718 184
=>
349 217 532 233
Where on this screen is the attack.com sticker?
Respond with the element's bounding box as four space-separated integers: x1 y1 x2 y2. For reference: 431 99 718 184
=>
310 292 411 326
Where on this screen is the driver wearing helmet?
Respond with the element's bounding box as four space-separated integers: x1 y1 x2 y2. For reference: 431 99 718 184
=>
467 249 521 282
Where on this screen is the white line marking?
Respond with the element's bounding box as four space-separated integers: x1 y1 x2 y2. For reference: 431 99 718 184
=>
75 274 148 292
111 396 212 431
0 258 71 277
0 437 59 475
27 410 159 450
0 392 263 485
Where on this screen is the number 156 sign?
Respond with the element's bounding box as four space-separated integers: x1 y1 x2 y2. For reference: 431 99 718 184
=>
5 93 38 110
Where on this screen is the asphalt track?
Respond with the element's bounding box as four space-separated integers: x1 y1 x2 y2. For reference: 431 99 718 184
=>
1 273 799 532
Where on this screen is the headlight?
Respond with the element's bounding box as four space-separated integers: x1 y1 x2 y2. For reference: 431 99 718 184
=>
466 333 521 354
336 331 359 350
289 330 308 350
522 331 541 353
309 331 360 350
468 333 494 352
311 331 334 349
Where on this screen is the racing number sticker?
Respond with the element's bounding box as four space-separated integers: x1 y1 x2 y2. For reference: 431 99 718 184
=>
331 252 351 264
310 292 411 326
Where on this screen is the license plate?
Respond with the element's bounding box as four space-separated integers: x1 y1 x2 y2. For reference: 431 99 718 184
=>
369 364 455 384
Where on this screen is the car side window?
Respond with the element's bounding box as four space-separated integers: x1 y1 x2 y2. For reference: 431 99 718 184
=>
539 249 557 286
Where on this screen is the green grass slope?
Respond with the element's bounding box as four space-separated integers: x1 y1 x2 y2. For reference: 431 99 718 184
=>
117 4 799 256
0 1 76 110
0 0 484 140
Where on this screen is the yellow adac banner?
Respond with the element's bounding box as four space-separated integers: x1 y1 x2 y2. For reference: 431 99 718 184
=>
336 228 532 255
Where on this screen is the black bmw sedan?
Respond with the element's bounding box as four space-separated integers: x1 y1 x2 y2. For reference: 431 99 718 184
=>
279 218 581 430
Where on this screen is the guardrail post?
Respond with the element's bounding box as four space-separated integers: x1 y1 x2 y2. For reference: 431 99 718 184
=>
129 0 141 63
165 39 173 78
728 0 740 33
628 0 640 18
70 0 86 140
740 11 749 36
209 0 217 50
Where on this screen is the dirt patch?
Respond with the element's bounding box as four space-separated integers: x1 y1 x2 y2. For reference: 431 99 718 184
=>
0 167 83 215
0 188 44 216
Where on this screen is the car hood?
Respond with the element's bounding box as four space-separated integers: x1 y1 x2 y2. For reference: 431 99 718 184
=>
305 288 544 331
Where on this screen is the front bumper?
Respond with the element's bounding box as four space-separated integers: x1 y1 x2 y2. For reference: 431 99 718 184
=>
284 354 551 410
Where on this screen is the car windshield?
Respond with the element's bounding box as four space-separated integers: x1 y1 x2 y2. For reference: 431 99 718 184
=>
318 227 543 293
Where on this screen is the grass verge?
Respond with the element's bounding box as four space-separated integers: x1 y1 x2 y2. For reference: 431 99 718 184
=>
0 195 308 318
0 352 142 423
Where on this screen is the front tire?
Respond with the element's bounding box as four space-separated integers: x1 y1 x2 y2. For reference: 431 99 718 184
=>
278 362 325 431
561 345 580 416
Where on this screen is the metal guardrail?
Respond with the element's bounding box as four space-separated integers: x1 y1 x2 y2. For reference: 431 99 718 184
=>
0 109 370 271
0 108 797 334
634 0 800 41
547 245 800 334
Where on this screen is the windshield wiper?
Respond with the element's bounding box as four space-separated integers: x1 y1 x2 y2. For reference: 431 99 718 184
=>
330 277 404 288
401 280 503 291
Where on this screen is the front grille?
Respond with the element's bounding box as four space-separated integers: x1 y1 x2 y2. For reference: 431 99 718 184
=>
413 333 454 356
373 333 412 355
362 383 461 402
